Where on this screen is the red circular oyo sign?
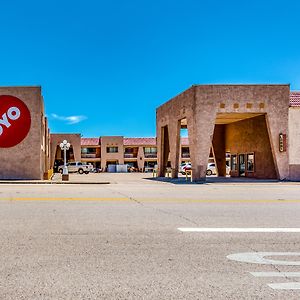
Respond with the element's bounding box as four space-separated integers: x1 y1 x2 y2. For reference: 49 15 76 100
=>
0 95 31 148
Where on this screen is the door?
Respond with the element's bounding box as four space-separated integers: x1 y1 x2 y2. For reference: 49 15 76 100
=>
239 154 246 177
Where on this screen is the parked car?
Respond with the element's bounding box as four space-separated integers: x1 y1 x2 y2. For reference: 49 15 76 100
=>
58 162 93 174
206 163 217 176
180 162 192 175
206 163 231 176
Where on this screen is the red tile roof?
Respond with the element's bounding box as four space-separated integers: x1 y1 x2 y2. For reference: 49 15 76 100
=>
290 92 300 107
81 137 190 146
123 137 156 146
81 138 100 146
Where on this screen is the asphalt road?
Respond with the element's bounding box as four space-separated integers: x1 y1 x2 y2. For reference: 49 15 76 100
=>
0 174 300 299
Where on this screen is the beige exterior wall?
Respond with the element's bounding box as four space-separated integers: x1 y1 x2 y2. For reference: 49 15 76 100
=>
157 84 290 181
124 144 157 172
100 136 124 169
225 115 277 179
0 86 47 180
289 107 300 180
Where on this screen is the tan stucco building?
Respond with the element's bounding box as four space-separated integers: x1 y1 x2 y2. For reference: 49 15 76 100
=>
50 135 159 172
1 85 300 181
0 86 50 180
156 84 300 181
288 92 300 180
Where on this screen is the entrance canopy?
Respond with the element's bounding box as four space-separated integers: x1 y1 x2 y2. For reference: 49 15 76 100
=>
156 84 290 182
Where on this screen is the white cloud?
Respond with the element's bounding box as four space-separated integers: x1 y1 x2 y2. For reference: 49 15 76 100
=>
51 113 87 125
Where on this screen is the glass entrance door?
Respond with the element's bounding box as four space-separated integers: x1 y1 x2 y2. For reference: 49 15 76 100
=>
239 154 246 177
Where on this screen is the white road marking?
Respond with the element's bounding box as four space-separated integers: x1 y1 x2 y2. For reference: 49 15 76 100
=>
227 252 300 266
268 283 300 290
227 252 300 291
250 272 300 277
250 272 300 290
178 228 300 233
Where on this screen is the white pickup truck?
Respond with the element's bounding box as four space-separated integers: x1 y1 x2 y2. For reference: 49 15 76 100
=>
58 162 93 174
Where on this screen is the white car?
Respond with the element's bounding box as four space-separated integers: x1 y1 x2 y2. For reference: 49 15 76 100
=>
58 162 93 174
206 163 230 176
206 163 217 176
180 162 192 174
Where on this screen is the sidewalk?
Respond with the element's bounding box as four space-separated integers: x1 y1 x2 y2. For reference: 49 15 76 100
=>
0 173 110 184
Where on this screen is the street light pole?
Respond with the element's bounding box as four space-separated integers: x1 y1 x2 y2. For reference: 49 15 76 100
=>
60 140 70 181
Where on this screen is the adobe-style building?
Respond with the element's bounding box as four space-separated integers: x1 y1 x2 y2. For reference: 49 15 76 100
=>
156 84 300 181
289 92 300 180
0 86 50 180
50 135 159 172
50 133 81 170
1 84 300 181
51 135 197 173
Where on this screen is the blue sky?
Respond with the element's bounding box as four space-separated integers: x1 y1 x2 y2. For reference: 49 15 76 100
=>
0 0 299 137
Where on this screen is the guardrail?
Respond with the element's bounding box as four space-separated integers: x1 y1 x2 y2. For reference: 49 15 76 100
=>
124 154 138 158
144 154 157 158
81 154 98 158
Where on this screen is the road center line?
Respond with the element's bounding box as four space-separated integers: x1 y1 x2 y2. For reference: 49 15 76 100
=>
1 197 129 201
178 228 300 232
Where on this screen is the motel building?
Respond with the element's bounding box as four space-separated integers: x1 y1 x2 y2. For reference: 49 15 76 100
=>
156 84 300 182
50 135 191 173
0 84 300 181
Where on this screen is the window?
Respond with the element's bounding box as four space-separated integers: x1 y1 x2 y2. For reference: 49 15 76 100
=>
144 147 157 158
107 147 118 153
181 147 190 158
247 153 254 172
124 148 133 153
144 147 157 154
231 155 237 171
81 147 96 154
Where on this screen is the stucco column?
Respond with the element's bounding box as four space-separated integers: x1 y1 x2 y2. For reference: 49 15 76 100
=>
137 146 144 171
73 145 81 162
101 159 106 171
169 120 181 178
266 111 289 180
50 144 57 169
212 125 226 176
188 114 216 182
157 125 170 177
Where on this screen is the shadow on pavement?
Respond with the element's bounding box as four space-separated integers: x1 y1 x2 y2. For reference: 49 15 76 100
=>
145 176 281 185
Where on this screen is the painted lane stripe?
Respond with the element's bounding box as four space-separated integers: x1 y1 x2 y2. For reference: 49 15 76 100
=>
148 199 300 203
2 198 300 203
178 228 300 233
250 272 300 277
250 272 300 290
268 283 300 290
1 197 128 201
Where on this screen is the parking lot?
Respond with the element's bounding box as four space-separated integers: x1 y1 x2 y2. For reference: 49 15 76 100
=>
0 174 300 299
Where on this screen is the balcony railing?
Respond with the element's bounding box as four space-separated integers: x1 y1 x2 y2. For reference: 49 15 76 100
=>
81 153 98 158
124 153 138 158
144 153 157 158
181 153 190 158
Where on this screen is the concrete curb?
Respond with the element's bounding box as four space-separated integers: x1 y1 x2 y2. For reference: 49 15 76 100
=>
0 181 110 185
